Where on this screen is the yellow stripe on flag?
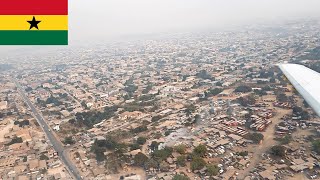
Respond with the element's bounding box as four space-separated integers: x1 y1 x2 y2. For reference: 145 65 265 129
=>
0 15 68 30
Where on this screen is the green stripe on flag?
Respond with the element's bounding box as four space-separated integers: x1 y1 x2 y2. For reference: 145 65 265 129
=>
0 30 68 45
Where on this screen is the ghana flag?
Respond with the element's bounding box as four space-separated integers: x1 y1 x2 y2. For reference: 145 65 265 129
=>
0 0 68 45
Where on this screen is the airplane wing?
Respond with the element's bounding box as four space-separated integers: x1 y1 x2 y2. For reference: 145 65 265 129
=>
278 63 320 116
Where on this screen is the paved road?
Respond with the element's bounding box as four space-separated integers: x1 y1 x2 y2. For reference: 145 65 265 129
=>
13 79 82 180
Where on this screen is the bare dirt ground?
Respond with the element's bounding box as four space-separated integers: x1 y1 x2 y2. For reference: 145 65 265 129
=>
108 167 146 180
286 173 309 180
0 118 14 142
47 166 70 179
237 106 291 179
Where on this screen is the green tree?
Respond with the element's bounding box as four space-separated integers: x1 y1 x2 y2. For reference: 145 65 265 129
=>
193 144 207 157
271 145 286 157
151 115 162 122
216 81 223 86
145 158 158 169
184 104 196 116
150 141 159 151
160 161 170 172
130 125 148 134
133 152 148 167
270 77 276 83
137 137 147 145
191 157 206 171
63 136 75 145
235 85 252 93
277 93 288 102
40 154 49 160
207 164 219 176
176 155 186 167
247 133 264 144
175 144 186 154
280 135 292 145
129 143 141 151
172 174 190 180
152 147 173 162
238 151 248 157
6 136 23 146
312 140 320 154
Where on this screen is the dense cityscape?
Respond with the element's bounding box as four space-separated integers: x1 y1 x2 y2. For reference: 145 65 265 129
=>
1 19 320 180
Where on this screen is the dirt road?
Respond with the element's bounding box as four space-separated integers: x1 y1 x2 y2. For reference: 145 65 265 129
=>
237 107 291 179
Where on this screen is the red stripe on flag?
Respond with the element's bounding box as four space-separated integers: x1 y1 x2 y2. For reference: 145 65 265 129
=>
0 0 68 15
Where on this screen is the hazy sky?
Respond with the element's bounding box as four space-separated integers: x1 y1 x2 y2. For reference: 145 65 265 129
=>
69 0 320 41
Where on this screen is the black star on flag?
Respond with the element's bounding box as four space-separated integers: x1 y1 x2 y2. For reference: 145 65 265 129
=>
27 16 41 30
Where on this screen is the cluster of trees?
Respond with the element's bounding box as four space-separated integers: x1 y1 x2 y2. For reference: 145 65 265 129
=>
237 95 256 107
312 140 320 154
152 147 174 162
235 85 252 93
182 75 190 82
138 94 155 102
137 137 147 145
278 135 292 145
184 104 196 117
130 125 148 134
193 144 207 157
40 153 49 160
0 63 13 71
128 136 147 151
184 115 199 127
172 174 190 180
190 144 208 171
176 155 186 167
132 143 218 176
299 46 320 61
191 157 206 171
6 136 23 146
246 133 264 144
196 70 214 80
133 146 174 170
63 136 75 145
122 104 145 112
133 152 149 167
37 96 62 107
14 120 30 127
203 88 223 98
91 136 127 161
276 93 288 102
238 151 248 157
307 62 320 73
58 93 68 98
259 70 275 78
174 144 186 154
75 105 118 128
151 115 163 122
142 84 153 94
271 145 286 157
254 89 268 96
207 164 219 176
292 106 310 120
91 135 149 170
25 87 33 92
45 96 62 106
123 78 138 97
216 81 223 86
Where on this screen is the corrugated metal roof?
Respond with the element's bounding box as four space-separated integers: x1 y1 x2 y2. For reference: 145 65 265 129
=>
278 63 320 116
